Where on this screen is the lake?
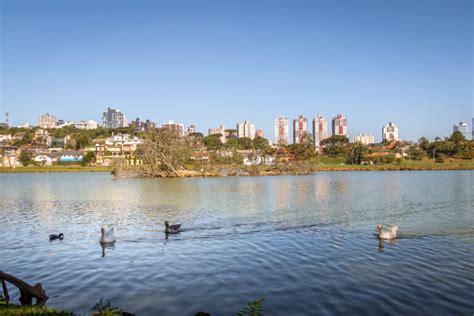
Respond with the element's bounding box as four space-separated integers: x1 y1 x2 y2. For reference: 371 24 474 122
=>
0 171 473 315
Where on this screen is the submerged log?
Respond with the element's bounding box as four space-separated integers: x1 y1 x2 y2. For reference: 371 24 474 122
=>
0 271 48 306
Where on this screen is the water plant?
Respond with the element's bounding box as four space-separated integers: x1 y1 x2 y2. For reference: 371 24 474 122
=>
237 298 266 316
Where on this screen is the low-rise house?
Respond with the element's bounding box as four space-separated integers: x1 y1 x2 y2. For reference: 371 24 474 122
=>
236 150 275 166
190 151 209 162
58 151 83 162
32 152 61 166
0 146 20 167
243 153 275 166
46 135 71 148
75 120 98 130
105 133 143 146
34 129 49 141
0 134 12 144
275 147 295 162
13 132 26 141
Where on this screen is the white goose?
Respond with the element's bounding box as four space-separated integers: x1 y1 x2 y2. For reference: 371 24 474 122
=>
99 227 116 244
376 224 398 240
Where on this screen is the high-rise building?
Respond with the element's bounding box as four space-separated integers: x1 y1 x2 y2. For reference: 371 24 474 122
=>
274 116 289 145
102 107 128 129
453 121 470 140
209 124 226 143
187 125 196 135
352 134 375 145
131 118 155 132
237 121 256 139
162 120 184 137
38 113 57 129
332 114 347 137
75 120 99 130
382 122 399 142
255 129 264 138
225 129 238 139
293 115 308 144
312 114 328 151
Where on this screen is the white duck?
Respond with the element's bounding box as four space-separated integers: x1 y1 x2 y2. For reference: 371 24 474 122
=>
376 224 398 240
99 227 116 244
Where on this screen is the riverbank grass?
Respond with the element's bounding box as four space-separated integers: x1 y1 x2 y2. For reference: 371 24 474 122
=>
0 165 112 173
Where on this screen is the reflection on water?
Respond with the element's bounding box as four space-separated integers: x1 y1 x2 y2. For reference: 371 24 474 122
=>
0 171 473 315
101 242 115 258
378 238 397 253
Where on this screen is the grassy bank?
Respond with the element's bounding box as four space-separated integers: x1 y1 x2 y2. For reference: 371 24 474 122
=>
0 165 113 173
112 158 474 178
2 158 473 175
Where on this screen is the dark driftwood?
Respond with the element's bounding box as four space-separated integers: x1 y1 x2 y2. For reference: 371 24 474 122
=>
0 271 48 306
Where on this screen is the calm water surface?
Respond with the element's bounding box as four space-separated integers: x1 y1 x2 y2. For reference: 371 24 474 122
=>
0 171 473 315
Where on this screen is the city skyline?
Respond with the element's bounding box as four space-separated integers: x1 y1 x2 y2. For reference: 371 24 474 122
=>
1 0 472 141
3 109 473 143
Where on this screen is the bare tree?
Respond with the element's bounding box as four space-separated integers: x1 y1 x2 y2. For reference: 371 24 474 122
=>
142 128 192 177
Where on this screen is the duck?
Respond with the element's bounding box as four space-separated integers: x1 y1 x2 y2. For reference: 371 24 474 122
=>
99 227 116 244
376 224 398 240
165 221 181 234
49 233 64 241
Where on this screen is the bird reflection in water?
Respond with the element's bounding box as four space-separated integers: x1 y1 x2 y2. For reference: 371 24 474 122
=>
100 241 116 257
378 238 397 253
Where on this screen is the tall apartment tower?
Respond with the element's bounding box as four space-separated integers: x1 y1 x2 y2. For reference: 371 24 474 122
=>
102 107 128 129
237 121 256 140
187 125 196 134
353 134 375 145
293 115 308 144
274 116 289 145
162 120 184 137
38 113 57 129
312 114 328 151
332 114 347 137
453 121 470 140
382 122 399 142
209 124 226 143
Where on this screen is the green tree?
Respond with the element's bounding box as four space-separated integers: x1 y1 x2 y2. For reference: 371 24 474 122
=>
320 135 349 146
225 138 239 149
418 137 431 151
74 133 91 149
320 135 349 157
203 135 223 150
347 142 368 164
81 151 96 166
408 146 426 160
449 131 466 143
237 137 253 150
288 143 316 160
382 154 397 164
252 136 269 151
19 150 32 166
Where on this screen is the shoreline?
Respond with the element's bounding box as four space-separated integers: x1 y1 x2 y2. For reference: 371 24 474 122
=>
1 161 473 175
0 166 113 173
112 162 474 178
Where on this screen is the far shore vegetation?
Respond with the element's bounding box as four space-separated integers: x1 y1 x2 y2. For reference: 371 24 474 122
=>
113 129 474 177
1 125 473 176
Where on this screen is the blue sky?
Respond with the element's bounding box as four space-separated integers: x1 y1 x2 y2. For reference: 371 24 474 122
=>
1 0 472 141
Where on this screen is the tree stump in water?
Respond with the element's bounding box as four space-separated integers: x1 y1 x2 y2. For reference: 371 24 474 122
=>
0 271 48 306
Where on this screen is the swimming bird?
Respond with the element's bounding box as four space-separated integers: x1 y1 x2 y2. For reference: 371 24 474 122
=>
376 224 398 240
99 227 116 243
165 221 181 234
49 233 64 241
